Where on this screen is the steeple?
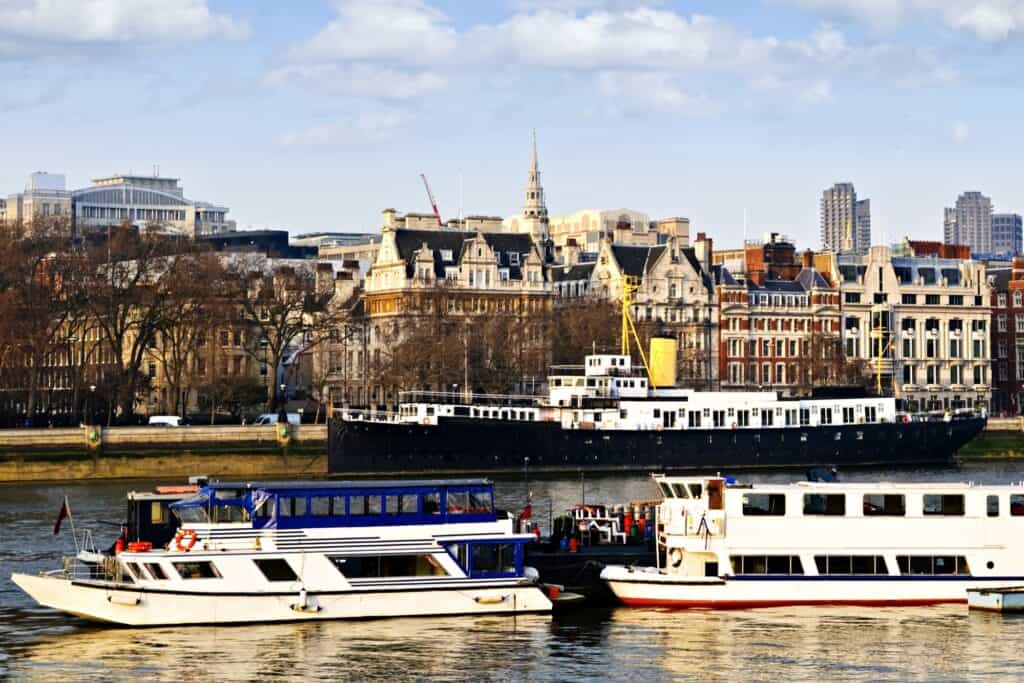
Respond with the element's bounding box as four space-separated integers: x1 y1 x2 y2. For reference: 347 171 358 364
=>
523 129 547 221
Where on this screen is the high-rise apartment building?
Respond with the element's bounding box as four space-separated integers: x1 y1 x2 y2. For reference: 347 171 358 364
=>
992 213 1022 257
820 183 870 255
944 191 993 256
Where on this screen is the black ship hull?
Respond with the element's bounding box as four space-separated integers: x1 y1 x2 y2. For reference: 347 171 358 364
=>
328 416 987 476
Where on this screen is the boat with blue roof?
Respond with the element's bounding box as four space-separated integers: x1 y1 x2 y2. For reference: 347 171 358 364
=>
12 479 552 626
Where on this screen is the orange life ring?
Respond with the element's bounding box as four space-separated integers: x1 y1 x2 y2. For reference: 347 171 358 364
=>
731 422 738 429
175 528 198 552
421 418 430 426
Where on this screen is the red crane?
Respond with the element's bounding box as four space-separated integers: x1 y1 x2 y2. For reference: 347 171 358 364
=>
420 174 443 227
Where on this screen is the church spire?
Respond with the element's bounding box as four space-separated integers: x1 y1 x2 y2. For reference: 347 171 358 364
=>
523 129 547 221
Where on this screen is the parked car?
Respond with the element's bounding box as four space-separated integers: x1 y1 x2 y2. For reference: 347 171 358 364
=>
147 415 182 427
253 413 301 426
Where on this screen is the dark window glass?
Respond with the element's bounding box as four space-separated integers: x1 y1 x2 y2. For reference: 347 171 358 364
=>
144 562 167 580
278 497 305 517
423 492 441 514
988 495 1000 517
471 543 517 574
863 494 905 516
173 561 221 579
766 556 790 574
1010 494 1024 516
804 494 845 516
255 558 298 582
330 555 448 578
742 494 786 516
922 494 965 516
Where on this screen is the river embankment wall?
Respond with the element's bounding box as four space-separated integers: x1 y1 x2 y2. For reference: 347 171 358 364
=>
0 424 327 482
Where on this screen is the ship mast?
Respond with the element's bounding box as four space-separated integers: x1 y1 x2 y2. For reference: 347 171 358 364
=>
620 275 654 384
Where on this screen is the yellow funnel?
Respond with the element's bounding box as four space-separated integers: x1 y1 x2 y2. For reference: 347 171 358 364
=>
649 336 678 388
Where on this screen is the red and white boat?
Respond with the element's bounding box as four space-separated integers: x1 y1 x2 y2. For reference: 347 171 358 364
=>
602 474 1024 609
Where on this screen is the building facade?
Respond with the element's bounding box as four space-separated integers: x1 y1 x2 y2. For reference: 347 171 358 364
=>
834 246 991 412
991 213 1022 258
989 260 1024 414
944 191 993 256
72 175 233 238
820 182 870 255
717 253 843 395
5 172 72 229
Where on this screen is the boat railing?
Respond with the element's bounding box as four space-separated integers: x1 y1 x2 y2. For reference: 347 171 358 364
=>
398 391 540 408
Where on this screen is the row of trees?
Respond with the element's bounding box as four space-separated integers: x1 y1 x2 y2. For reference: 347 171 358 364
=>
0 220 346 425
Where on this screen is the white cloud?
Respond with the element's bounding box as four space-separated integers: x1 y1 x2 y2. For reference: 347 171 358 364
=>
953 121 970 143
278 109 412 147
595 71 717 116
779 1 1024 41
265 63 447 100
0 0 248 48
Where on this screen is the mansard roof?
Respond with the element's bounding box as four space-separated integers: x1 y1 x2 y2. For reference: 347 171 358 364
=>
550 262 596 282
392 228 535 280
751 279 806 293
610 244 666 279
795 267 832 290
713 264 740 287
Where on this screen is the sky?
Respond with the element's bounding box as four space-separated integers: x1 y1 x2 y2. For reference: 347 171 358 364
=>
1 0 1023 249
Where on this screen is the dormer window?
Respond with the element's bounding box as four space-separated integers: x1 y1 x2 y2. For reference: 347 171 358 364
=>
509 252 520 266
440 249 453 261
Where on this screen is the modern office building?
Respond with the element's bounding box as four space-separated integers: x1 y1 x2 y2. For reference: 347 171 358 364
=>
944 191 993 256
991 213 1022 257
71 174 233 238
820 183 870 255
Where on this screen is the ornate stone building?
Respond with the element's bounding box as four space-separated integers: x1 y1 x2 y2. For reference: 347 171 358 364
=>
831 245 991 412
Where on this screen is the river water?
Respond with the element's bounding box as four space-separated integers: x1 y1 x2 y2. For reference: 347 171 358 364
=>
4 463 1024 681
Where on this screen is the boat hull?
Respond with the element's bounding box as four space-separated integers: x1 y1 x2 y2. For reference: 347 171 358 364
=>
11 573 552 627
601 567 1022 609
329 416 986 475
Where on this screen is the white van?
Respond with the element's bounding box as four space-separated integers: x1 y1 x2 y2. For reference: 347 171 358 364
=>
148 415 182 427
254 413 301 426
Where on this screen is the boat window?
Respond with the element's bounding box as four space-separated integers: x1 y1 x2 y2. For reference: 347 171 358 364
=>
278 497 306 518
1011 495 1024 516
144 562 168 580
367 496 383 515
447 491 469 513
173 561 222 579
730 555 803 575
150 501 166 524
803 494 845 516
400 494 418 514
330 554 448 578
922 494 965 516
741 494 786 516
814 555 887 575
349 495 367 515
117 564 135 583
896 555 970 575
863 494 905 516
656 482 672 498
254 558 298 582
988 495 1000 517
471 543 517 575
125 562 145 580
669 483 688 499
688 483 703 499
469 490 493 513
385 495 400 515
310 496 331 516
423 492 441 514
212 504 250 523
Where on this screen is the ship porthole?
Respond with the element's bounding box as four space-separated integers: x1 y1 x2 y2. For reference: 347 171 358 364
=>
988 561 995 570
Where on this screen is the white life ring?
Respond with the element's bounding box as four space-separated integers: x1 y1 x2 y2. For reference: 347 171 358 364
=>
669 548 683 568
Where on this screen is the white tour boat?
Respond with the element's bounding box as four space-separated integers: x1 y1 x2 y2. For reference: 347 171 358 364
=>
601 474 1024 608
12 479 552 626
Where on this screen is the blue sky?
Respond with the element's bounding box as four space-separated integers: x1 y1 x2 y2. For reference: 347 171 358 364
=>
1 0 1023 250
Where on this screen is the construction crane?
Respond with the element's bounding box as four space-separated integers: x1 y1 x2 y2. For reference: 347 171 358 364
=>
420 174 443 227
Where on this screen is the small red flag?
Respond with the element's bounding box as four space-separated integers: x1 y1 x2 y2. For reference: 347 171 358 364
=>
53 496 70 535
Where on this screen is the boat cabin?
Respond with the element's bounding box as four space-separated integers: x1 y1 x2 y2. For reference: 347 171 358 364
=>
169 479 500 530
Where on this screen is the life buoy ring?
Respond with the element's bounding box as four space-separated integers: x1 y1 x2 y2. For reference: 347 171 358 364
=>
902 414 910 424
421 418 430 426
669 548 683 568
731 422 737 429
655 424 663 432
175 528 198 552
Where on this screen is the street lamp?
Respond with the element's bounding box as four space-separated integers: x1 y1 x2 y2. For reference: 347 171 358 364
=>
88 384 96 426
278 383 287 423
